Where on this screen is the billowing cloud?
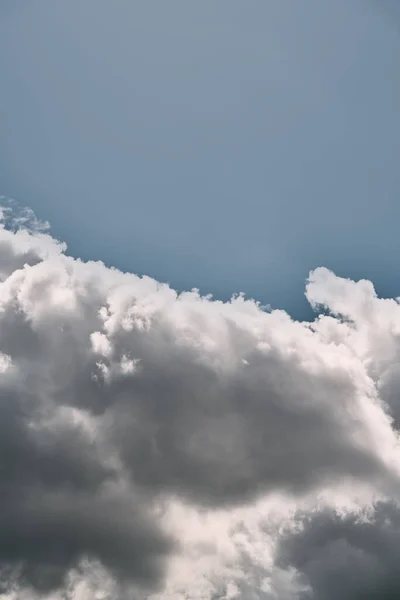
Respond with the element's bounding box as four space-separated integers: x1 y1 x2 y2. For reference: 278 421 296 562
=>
1 203 400 598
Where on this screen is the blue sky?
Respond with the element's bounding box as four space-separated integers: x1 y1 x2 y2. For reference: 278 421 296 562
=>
1 0 400 318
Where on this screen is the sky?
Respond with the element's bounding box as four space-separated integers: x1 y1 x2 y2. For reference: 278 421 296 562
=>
1 0 400 318
2 3 400 600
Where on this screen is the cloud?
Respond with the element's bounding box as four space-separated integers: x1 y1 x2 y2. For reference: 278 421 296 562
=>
276 500 400 600
1 204 400 597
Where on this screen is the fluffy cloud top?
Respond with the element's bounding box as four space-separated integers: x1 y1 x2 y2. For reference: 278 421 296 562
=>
1 203 400 599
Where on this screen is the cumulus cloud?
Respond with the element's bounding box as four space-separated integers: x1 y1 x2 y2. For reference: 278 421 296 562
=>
1 202 400 598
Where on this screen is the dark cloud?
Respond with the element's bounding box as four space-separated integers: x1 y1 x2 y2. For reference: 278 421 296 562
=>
0 384 174 595
0 489 172 594
277 501 400 600
102 343 388 506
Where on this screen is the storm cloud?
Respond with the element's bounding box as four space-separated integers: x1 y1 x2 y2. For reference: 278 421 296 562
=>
1 205 400 598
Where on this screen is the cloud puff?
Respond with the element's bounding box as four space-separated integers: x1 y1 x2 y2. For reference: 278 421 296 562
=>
1 203 400 598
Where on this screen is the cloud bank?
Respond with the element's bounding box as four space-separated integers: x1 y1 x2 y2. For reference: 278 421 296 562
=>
0 202 400 598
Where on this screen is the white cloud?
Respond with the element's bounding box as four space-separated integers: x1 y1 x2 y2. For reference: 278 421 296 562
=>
1 205 400 598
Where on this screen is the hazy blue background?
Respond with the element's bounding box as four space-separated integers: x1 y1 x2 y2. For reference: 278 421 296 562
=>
1 0 400 318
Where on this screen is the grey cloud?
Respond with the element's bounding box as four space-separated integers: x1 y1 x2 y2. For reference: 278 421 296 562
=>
0 382 173 595
103 341 388 505
0 208 400 597
1 244 393 507
277 501 400 600
0 489 172 594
